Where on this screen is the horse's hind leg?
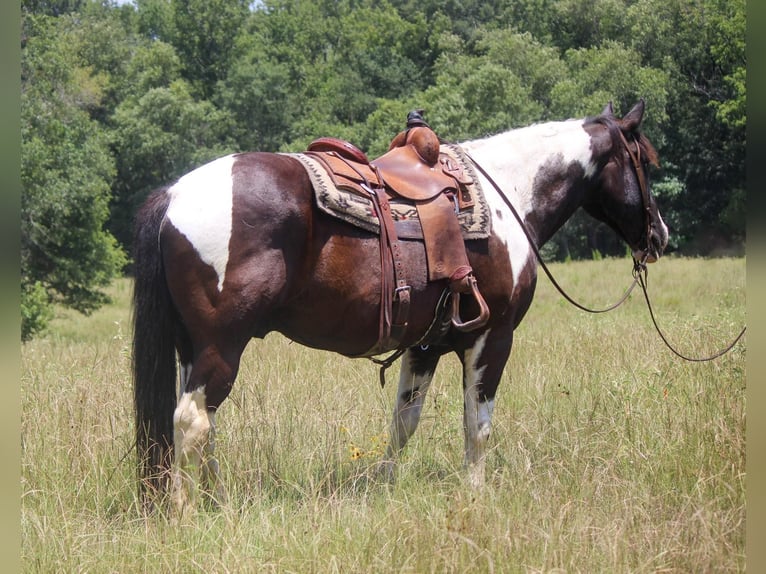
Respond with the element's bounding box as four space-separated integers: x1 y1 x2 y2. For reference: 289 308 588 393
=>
382 346 442 479
172 387 210 514
172 343 240 515
200 410 226 505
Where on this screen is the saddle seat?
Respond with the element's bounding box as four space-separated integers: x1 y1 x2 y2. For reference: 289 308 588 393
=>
307 127 475 207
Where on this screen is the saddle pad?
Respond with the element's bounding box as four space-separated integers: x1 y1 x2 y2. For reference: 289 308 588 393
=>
288 144 491 240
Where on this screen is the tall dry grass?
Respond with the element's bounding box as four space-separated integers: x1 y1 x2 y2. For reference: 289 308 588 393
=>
21 256 745 572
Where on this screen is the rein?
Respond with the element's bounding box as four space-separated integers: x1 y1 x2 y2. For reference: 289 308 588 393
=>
462 143 746 362
634 265 747 361
463 149 640 314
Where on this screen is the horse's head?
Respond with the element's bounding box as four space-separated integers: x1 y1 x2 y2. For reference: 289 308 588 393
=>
583 100 668 263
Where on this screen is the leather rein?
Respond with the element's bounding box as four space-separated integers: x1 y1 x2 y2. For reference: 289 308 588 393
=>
463 141 644 315
462 132 746 362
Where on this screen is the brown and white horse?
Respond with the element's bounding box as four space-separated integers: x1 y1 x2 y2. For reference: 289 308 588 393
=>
132 100 668 513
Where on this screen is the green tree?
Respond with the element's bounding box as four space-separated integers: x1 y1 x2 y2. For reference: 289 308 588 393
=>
170 0 250 99
21 12 127 340
21 0 746 277
134 0 175 42
548 0 628 50
550 41 669 139
626 0 746 249
406 28 567 141
219 0 432 153
47 2 136 121
22 0 85 17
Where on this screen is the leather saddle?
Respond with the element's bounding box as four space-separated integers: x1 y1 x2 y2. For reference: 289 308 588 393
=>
304 113 490 357
307 128 474 207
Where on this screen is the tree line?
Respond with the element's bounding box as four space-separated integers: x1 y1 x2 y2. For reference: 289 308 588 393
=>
20 0 746 340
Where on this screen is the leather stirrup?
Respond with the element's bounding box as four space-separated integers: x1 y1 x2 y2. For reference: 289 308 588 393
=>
451 274 490 332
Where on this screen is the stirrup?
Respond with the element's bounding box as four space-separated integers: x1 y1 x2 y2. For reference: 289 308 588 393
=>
451 275 490 332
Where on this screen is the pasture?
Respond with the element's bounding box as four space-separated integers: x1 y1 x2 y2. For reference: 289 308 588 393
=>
21 256 745 572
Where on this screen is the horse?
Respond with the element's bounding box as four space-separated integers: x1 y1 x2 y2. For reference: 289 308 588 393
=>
132 99 668 514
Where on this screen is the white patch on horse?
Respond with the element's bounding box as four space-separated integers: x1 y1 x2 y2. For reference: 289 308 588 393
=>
165 155 236 291
462 331 495 486
461 120 595 289
389 351 436 451
172 388 212 513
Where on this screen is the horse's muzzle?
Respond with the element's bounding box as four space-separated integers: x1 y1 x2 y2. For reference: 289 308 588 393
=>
633 223 668 263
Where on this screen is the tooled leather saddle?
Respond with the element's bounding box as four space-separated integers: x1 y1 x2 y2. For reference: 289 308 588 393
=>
304 111 490 357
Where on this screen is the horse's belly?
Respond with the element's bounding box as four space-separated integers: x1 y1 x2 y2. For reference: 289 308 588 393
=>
273 229 439 356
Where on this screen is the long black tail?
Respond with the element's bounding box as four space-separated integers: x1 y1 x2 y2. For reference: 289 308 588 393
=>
131 188 177 505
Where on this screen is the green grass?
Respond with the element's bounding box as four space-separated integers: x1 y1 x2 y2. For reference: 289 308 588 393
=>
21 255 746 572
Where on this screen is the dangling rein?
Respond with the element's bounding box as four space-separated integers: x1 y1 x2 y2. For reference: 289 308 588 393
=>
632 264 746 361
464 149 746 363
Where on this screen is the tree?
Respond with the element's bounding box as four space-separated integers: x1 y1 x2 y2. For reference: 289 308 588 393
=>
21 12 127 340
22 0 85 17
550 41 669 139
547 0 627 51
169 0 250 99
626 0 746 250
20 0 746 288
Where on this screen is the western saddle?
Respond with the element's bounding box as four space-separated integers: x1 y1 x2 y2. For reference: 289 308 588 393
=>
305 111 489 357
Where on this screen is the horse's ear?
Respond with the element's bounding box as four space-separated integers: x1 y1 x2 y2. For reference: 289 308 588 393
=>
602 101 615 117
620 98 645 131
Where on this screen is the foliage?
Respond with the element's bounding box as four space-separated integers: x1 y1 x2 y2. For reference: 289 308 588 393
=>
20 0 746 339
625 0 746 248
20 281 53 342
22 0 85 17
169 0 251 99
21 12 128 339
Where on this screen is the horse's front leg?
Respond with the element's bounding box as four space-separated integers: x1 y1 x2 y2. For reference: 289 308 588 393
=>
382 346 443 479
460 328 512 488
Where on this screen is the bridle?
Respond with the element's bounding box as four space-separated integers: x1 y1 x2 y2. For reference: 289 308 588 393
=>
616 131 746 360
462 129 745 361
617 129 655 261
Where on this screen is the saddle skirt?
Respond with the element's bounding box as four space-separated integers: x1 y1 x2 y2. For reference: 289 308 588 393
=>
289 144 491 241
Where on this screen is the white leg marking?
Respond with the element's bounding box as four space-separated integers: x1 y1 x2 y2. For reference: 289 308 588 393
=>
171 389 211 514
462 331 494 487
387 351 435 454
164 154 237 291
381 351 436 480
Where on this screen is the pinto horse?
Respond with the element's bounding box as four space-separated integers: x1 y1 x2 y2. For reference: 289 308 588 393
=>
132 100 668 513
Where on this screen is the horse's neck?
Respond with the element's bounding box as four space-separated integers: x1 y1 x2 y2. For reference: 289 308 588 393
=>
461 119 596 246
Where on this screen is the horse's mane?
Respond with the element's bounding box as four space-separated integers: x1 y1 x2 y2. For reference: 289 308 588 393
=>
584 114 660 168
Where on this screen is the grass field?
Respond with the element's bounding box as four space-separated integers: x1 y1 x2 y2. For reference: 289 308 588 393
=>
21 256 745 573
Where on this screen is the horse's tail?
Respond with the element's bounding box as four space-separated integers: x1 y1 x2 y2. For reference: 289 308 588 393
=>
131 188 177 505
